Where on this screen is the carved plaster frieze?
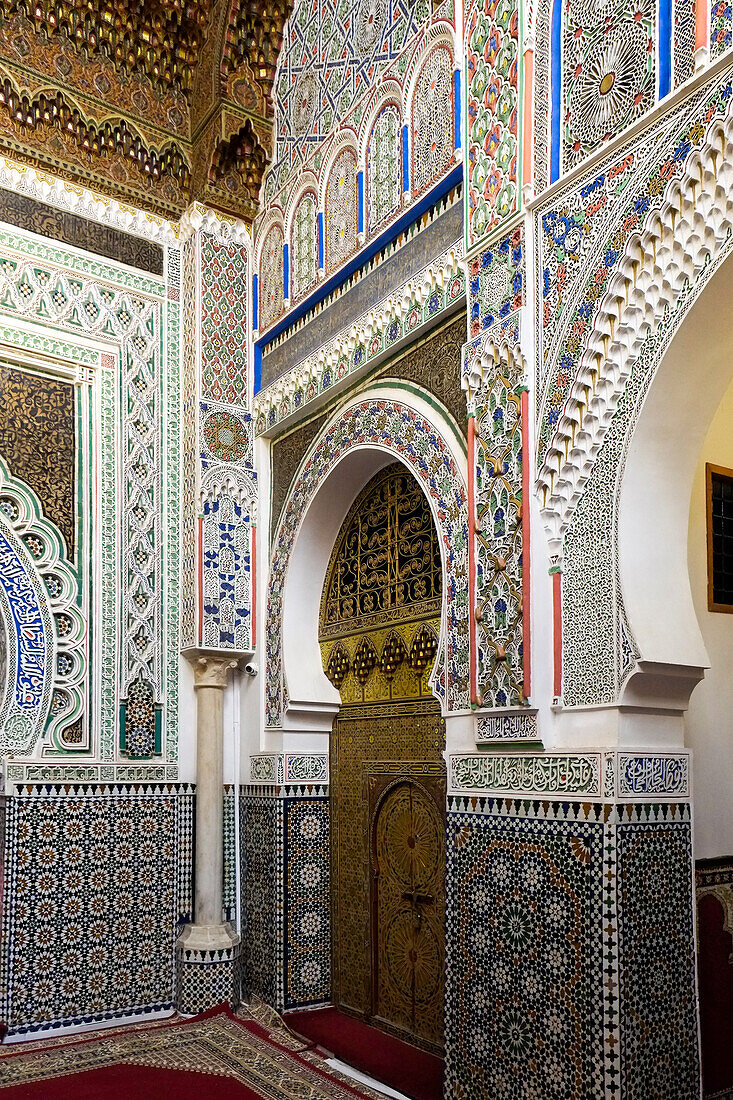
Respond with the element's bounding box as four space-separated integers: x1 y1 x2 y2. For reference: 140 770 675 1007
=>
178 201 252 248
0 155 180 245
536 89 733 557
249 753 329 785
254 246 465 435
449 750 692 799
461 314 527 412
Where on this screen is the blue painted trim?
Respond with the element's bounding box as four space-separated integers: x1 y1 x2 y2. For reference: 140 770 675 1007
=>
659 0 672 98
358 170 365 234
318 211 324 270
454 69 461 148
402 125 410 193
550 0 562 183
252 273 259 331
254 162 463 390
254 342 262 394
283 242 289 300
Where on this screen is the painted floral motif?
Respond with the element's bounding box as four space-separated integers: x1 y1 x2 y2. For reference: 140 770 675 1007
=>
259 223 285 331
203 410 250 464
465 0 519 247
291 192 318 301
200 233 248 405
711 0 733 56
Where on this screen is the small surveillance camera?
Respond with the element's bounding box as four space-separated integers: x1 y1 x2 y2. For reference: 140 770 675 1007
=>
244 662 258 677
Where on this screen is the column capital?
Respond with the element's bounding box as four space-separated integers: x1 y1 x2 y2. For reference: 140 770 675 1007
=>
183 649 241 690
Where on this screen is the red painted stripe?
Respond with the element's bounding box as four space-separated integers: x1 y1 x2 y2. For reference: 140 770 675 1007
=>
521 390 531 701
467 414 477 705
522 48 534 190
552 570 562 699
197 515 203 647
696 0 708 51
252 524 257 648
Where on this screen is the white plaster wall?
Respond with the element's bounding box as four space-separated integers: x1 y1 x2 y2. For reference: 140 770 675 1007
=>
178 655 197 782
688 372 733 859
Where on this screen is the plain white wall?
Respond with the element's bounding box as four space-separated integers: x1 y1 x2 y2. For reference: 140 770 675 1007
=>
688 372 733 859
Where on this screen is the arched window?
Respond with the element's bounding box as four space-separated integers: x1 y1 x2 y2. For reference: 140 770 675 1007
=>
259 223 285 332
411 45 454 197
367 104 402 233
325 148 358 273
291 192 318 302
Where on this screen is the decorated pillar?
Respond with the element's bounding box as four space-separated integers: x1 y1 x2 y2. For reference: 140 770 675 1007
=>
176 203 256 1013
455 334 698 1098
445 748 698 1098
176 654 241 1012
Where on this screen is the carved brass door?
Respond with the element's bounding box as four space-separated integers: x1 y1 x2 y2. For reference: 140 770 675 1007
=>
371 777 444 1049
320 464 446 1052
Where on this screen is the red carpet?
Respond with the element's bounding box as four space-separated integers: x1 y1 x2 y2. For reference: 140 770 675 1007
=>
0 1004 387 1099
283 1008 443 1100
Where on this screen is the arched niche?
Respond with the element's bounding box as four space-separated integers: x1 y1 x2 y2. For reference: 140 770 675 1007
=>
266 385 469 732
282 447 394 726
617 250 733 723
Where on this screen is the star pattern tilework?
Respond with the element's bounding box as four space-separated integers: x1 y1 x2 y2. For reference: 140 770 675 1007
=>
284 798 331 1009
445 805 606 1099
1 786 194 1036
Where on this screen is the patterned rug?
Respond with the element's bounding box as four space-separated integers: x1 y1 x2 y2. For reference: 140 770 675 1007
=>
0 1003 387 1099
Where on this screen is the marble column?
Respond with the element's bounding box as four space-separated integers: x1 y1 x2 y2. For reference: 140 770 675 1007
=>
176 652 242 1014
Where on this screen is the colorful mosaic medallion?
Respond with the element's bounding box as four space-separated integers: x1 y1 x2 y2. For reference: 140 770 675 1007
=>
203 410 250 463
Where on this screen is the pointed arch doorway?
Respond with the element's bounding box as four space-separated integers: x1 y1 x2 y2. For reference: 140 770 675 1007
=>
318 461 446 1054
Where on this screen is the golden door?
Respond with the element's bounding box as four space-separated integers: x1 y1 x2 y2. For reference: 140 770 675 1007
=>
371 777 445 1049
320 463 446 1051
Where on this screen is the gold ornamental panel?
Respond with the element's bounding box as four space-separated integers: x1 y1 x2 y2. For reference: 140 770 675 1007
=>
320 462 441 642
320 463 446 1053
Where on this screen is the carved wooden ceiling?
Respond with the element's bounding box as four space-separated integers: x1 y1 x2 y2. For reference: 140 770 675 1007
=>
0 0 292 221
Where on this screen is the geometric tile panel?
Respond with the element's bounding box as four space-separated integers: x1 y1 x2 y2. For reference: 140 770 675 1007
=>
445 805 606 1099
240 791 331 1013
175 944 243 1016
0 785 194 1037
445 796 700 1099
240 792 283 1009
284 798 331 1009
617 819 699 1100
223 789 237 923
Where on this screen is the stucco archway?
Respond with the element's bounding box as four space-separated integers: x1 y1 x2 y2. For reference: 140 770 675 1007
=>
265 384 469 730
618 250 733 713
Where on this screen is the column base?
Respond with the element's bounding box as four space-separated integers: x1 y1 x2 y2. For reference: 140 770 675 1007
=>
175 922 242 1016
